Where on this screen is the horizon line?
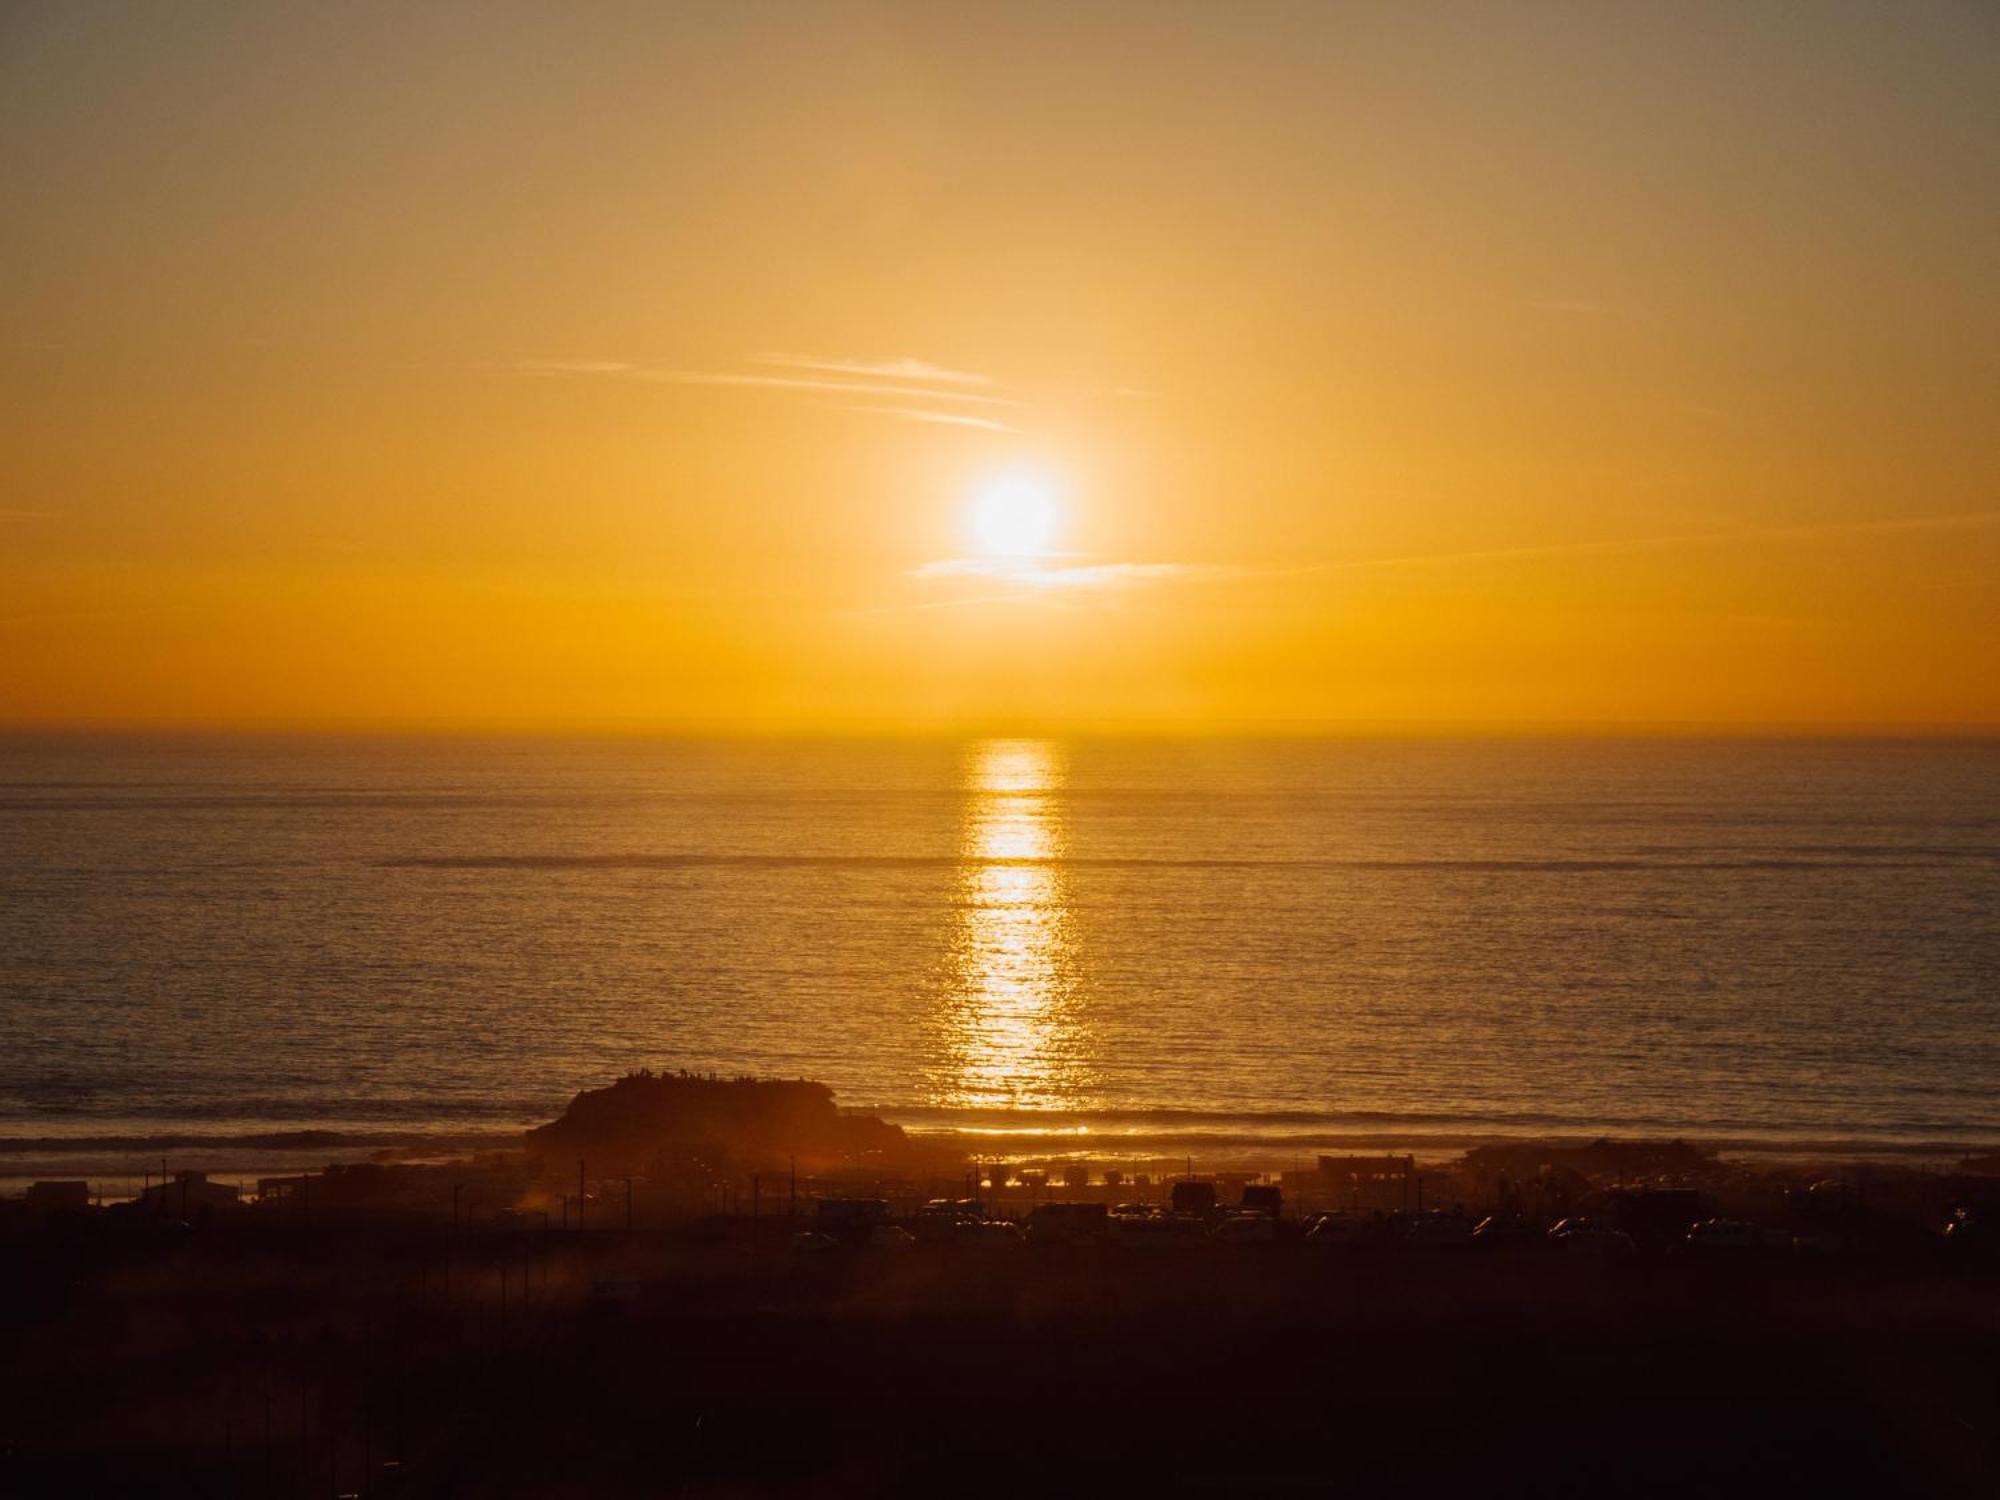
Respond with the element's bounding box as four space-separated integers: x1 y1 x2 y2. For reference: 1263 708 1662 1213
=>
2 716 1997 743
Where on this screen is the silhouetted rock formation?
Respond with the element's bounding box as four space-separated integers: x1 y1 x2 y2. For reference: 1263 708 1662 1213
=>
525 1070 911 1174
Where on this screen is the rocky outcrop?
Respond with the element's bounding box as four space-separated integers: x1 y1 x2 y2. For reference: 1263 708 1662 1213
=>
524 1070 912 1173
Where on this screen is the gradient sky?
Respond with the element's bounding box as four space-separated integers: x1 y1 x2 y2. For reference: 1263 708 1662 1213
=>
3 1 1995 730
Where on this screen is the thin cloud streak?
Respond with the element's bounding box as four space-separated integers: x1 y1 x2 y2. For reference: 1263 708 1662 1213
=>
513 359 637 376
758 354 994 387
513 359 1019 408
844 406 1017 434
888 509 2000 611
659 371 1018 407
844 562 1255 621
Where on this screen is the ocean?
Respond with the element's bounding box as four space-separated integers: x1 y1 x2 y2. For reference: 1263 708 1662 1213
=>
3 734 1996 1187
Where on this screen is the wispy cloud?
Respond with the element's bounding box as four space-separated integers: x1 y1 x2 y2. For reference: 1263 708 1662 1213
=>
651 370 1019 407
511 357 1020 415
513 358 639 376
0 507 54 520
757 354 994 387
843 406 1017 434
891 508 2000 612
841 555 1245 619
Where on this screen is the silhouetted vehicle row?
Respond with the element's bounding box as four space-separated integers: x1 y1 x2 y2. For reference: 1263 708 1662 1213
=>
773 1196 1998 1264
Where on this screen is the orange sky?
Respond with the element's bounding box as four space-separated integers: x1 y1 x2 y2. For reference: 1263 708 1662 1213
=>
3 3 1996 731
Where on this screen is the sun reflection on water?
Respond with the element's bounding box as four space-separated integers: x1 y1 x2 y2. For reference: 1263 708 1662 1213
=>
930 740 1095 1111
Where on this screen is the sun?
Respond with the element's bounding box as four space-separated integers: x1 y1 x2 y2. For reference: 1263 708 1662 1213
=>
970 475 1058 557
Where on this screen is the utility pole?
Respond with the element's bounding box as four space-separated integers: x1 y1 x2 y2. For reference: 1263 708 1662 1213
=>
577 1160 586 1231
623 1175 633 1232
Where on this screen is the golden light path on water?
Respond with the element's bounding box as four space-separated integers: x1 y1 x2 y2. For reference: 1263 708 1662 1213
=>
930 740 1096 1112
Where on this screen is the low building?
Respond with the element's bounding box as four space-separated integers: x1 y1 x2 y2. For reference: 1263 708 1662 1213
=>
24 1181 92 1217
139 1170 240 1219
1240 1183 1283 1218
1314 1155 1415 1213
1170 1180 1217 1216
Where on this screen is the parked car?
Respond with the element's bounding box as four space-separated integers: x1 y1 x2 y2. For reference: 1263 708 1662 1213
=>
1683 1218 1770 1253
1210 1212 1279 1244
916 1198 986 1243
963 1219 1022 1249
1025 1201 1109 1245
589 1274 642 1310
1471 1213 1545 1249
1399 1211 1476 1249
1942 1208 1993 1257
1111 1212 1202 1250
1305 1211 1373 1250
1548 1217 1636 1256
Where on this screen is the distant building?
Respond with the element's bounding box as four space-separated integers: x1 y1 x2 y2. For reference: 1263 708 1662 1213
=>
1314 1155 1415 1212
1170 1180 1217 1216
1215 1172 1257 1200
1240 1183 1283 1218
139 1170 240 1219
25 1181 91 1214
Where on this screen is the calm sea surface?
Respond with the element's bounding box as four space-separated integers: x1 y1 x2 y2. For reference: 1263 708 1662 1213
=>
3 735 1997 1178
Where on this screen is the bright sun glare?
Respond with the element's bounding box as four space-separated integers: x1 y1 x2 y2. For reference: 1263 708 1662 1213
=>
970 476 1058 557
